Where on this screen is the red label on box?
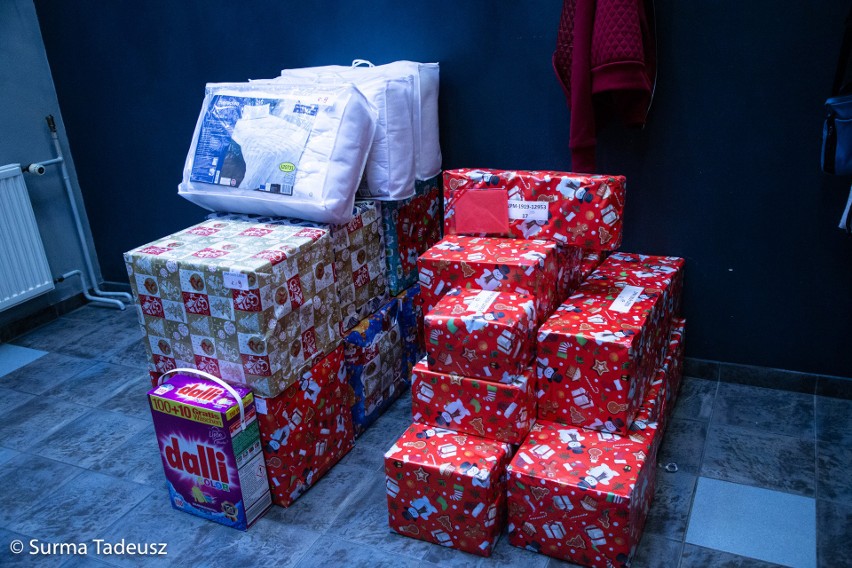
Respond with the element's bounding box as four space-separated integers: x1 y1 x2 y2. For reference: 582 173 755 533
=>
453 188 511 235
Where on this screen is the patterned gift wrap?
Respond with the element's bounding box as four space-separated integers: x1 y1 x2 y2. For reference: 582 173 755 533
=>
384 422 513 557
411 357 536 445
443 169 626 251
417 236 559 325
506 415 660 567
425 288 536 381
579 250 610 282
375 174 443 296
535 254 684 436
344 298 407 436
645 318 686 430
125 217 340 397
256 344 354 507
556 244 585 305
396 284 426 374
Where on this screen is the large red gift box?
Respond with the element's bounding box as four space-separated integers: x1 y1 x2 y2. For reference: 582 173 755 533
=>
417 236 559 324
384 422 513 557
535 253 684 435
506 415 660 567
425 288 536 381
646 318 686 430
410 357 536 445
256 344 355 507
579 250 609 282
556 244 584 304
443 169 626 251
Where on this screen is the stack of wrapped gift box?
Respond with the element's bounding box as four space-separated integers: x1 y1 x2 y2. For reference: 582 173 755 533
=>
384 169 687 567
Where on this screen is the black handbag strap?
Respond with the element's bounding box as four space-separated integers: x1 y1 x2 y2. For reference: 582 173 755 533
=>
833 5 852 96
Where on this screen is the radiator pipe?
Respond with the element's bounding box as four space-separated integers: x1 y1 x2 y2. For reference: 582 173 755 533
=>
57 270 126 310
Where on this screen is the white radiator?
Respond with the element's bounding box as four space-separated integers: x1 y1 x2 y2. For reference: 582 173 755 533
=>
0 163 54 312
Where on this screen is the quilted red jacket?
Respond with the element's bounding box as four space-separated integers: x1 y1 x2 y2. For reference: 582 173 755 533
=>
553 0 657 173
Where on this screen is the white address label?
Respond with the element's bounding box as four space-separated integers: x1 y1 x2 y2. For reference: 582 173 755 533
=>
609 285 644 313
507 201 549 222
254 397 268 415
466 290 500 313
223 271 249 291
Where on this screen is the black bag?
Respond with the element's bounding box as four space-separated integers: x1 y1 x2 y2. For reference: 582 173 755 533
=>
822 6 852 175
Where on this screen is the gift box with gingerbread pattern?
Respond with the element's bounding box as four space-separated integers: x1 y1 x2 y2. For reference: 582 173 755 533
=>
535 255 684 435
396 284 426 374
344 298 408 436
256 343 355 507
384 422 513 557
443 169 625 251
417 235 559 324
506 415 660 567
425 288 536 381
411 357 536 445
125 217 340 397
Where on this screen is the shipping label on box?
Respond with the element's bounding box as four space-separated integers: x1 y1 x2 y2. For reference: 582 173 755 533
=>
396 284 426 374
344 298 407 436
125 217 340 397
148 374 272 530
417 235 559 324
425 288 536 381
385 422 512 557
506 415 660 567
443 169 626 251
256 344 355 507
411 357 536 445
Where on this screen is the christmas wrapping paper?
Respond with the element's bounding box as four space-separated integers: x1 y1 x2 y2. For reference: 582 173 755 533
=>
443 169 626 251
376 174 443 296
384 422 513 557
125 217 339 397
344 298 407 436
411 357 536 445
556 244 585 305
579 250 609 282
417 236 559 325
506 415 660 567
646 318 686 430
425 288 536 381
256 344 355 507
535 254 684 436
396 284 426 374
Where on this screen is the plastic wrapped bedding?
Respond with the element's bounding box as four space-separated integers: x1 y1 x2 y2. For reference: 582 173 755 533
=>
178 81 377 224
281 60 441 182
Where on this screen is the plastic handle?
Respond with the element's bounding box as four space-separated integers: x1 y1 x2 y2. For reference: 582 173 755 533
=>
351 59 375 68
157 368 247 431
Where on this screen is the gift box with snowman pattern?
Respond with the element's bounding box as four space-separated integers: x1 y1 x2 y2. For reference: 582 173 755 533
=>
579 250 610 282
395 283 426 375
384 422 513 557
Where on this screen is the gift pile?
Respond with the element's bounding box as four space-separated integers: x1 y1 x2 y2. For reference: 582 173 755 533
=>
384 169 687 567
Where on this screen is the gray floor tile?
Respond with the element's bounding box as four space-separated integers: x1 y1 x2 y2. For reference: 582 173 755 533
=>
357 413 412 452
656 419 707 475
671 377 717 422
712 382 814 439
421 539 493 567
683 358 719 381
0 353 95 395
0 386 35 415
61 305 140 328
101 339 149 370
53 318 144 362
11 318 104 353
88 423 163 487
295 535 423 568
815 395 852 444
817 440 852 505
817 499 852 568
644 471 697 541
191 521 322 568
679 544 787 567
338 439 388 472
58 556 114 568
0 527 67 568
719 363 816 394
0 446 20 465
0 344 47 378
101 371 155 421
43 362 141 405
631 534 682 568
701 425 816 496
486 534 550 568
0 397 90 451
0 454 85 526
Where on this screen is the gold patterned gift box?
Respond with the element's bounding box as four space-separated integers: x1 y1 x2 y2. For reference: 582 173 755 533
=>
124 217 340 398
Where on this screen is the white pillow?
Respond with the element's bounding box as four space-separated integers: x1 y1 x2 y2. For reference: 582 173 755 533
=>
178 81 377 224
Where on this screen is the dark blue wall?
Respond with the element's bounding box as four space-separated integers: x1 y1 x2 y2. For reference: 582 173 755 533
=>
34 0 852 377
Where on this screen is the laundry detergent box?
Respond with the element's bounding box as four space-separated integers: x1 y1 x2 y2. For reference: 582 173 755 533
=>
148 373 272 530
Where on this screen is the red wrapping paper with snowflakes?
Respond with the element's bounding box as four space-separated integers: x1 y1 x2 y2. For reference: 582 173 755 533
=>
410 358 536 445
506 416 660 567
443 169 625 251
256 344 355 507
417 236 559 325
535 254 684 436
384 422 513 557
424 288 536 381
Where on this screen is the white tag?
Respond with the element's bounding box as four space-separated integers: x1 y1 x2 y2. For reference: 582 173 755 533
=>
507 201 549 222
254 397 268 415
609 285 644 313
223 271 249 290
466 290 500 313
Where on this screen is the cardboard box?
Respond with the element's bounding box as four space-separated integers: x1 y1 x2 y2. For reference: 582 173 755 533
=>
148 374 272 530
385 422 512 557
344 298 408 436
411 357 536 445
425 288 536 381
443 169 626 251
396 284 426 374
535 254 684 435
256 344 355 507
375 174 443 296
125 217 340 398
417 236 559 324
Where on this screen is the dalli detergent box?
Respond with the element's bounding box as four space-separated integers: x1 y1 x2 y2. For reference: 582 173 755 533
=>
148 373 272 530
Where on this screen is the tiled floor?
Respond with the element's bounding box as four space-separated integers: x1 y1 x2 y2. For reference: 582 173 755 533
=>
0 303 850 567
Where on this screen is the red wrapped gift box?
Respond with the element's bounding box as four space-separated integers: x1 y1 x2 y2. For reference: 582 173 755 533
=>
506 415 660 567
536 254 684 435
555 244 584 305
425 288 536 381
417 236 559 324
579 250 609 282
256 344 355 507
411 358 536 445
384 422 513 557
646 318 686 430
443 169 626 251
